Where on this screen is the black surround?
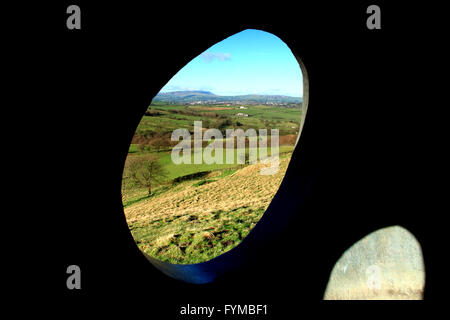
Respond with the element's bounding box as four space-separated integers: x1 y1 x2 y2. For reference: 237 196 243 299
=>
24 1 445 315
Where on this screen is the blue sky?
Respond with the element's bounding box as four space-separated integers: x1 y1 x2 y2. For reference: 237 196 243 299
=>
159 29 303 97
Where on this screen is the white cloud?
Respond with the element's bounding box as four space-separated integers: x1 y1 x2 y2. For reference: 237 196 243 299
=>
200 52 232 63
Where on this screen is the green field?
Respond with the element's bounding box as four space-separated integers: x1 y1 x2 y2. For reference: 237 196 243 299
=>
122 103 302 263
134 103 301 137
127 145 293 178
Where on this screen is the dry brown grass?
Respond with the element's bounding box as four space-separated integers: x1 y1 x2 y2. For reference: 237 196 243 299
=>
278 134 298 145
125 158 289 225
123 157 291 263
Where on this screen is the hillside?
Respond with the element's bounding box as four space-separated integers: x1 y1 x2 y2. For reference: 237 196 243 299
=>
123 156 292 264
153 90 302 105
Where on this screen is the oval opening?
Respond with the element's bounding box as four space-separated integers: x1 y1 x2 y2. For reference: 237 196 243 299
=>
323 226 426 300
121 29 309 281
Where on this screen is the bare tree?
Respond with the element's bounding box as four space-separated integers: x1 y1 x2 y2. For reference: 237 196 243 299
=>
125 155 167 195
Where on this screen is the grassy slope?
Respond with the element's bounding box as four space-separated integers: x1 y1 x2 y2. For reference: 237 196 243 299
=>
122 146 294 206
124 155 291 264
122 103 300 264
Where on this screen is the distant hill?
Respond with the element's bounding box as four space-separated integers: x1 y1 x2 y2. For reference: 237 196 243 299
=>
153 91 302 105
157 90 216 98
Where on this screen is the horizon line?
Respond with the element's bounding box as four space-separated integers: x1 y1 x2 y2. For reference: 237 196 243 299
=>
158 90 302 99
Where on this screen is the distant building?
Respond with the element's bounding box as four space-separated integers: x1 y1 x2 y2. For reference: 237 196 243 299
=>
239 106 247 109
236 113 249 117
